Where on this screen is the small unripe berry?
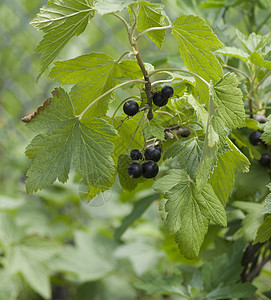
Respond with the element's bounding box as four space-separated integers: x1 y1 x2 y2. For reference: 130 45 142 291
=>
123 100 139 116
153 92 168 107
249 131 262 146
161 85 174 99
144 146 161 162
128 162 142 178
259 154 270 167
142 161 159 178
130 149 142 160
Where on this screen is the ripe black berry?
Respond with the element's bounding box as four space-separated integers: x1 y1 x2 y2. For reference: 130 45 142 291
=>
130 149 142 160
128 162 142 178
153 92 168 107
155 144 162 152
259 154 270 167
144 146 161 162
123 100 139 116
249 131 262 145
142 161 159 178
161 86 174 99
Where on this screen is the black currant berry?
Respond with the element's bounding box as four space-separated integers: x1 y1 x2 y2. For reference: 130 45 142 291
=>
130 149 142 160
161 85 174 99
142 161 159 178
155 144 162 152
123 100 139 116
249 131 262 146
259 154 271 167
144 146 161 162
128 162 142 178
153 92 168 107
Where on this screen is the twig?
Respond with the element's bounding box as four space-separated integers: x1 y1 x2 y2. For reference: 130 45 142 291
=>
135 25 172 42
255 70 271 90
223 65 251 83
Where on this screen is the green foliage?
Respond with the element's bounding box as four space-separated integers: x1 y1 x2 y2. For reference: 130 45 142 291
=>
154 169 226 259
3 0 271 298
25 88 117 193
31 0 95 77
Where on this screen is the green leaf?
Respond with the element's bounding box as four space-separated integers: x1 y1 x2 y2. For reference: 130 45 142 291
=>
195 73 246 187
31 0 95 76
232 201 264 241
164 136 204 178
114 194 159 240
117 154 146 192
264 183 271 214
50 52 123 117
6 236 59 299
261 114 271 144
201 239 245 291
134 274 188 297
112 117 144 162
206 283 256 299
254 216 271 243
236 30 271 53
154 169 226 259
137 1 168 48
231 131 261 160
187 95 208 130
94 0 136 15
144 118 165 140
216 46 249 63
51 231 115 282
118 60 143 79
250 51 271 69
0 196 24 211
209 138 250 205
25 88 117 193
172 14 223 103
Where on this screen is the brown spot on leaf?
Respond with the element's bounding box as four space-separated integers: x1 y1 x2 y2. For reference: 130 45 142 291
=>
21 98 51 122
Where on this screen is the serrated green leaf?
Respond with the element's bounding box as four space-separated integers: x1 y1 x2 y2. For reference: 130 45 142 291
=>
261 114 271 144
195 73 246 188
25 88 117 193
154 169 226 259
114 194 159 240
31 0 95 76
50 52 123 117
117 154 146 192
153 169 186 194
137 1 168 48
216 46 249 63
94 0 136 15
236 30 271 53
209 139 250 205
172 14 223 103
254 216 271 243
118 60 143 79
187 95 208 130
164 136 204 178
144 118 165 140
250 51 271 69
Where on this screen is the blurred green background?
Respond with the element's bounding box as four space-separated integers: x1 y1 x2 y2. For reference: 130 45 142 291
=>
0 0 271 299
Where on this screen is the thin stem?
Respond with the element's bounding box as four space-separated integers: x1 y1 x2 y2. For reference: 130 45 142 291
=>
149 68 210 88
133 44 153 120
116 51 130 63
135 25 172 42
255 70 271 90
155 111 175 118
78 79 146 119
252 106 271 114
223 65 251 83
126 110 147 153
112 13 130 33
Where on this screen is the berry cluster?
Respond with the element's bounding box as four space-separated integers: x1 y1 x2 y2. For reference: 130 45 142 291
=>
249 131 270 167
128 145 162 179
153 86 174 107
